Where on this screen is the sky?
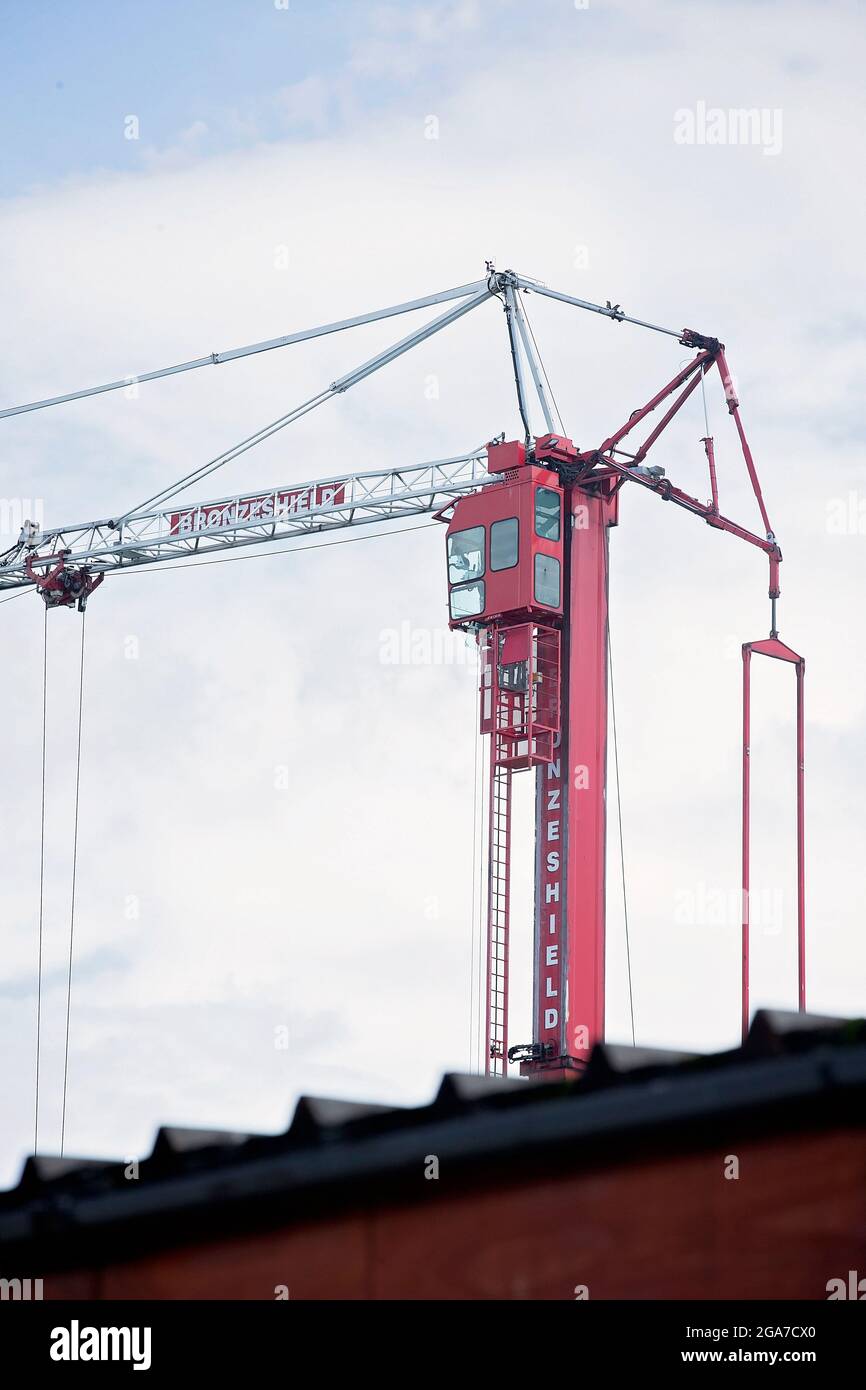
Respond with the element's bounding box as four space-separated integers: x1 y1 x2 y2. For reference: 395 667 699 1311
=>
0 0 864 1187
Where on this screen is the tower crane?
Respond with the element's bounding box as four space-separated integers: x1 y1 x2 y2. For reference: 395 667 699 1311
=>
2 267 805 1086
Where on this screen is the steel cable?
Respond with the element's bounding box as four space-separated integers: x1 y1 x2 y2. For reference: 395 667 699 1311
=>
607 567 636 1046
60 612 87 1156
34 605 47 1153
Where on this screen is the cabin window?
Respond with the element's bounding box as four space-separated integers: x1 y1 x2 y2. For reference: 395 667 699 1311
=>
535 487 561 542
490 517 519 572
534 554 560 608
447 526 485 584
449 581 485 620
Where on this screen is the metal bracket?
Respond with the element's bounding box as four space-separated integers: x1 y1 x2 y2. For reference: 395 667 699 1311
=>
24 551 105 612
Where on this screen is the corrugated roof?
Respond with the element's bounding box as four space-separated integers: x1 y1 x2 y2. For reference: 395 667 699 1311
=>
1 1010 863 1270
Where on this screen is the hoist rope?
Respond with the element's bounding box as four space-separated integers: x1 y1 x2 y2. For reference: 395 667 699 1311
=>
34 605 47 1153
469 705 480 1071
607 558 636 1046
700 360 711 436
60 612 87 1156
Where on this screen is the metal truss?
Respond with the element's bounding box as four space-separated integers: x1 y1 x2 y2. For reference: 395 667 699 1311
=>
0 450 490 589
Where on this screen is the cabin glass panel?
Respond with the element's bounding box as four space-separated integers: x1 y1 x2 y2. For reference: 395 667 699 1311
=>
447 526 485 585
535 487 561 542
449 580 485 620
534 553 560 608
490 517 519 572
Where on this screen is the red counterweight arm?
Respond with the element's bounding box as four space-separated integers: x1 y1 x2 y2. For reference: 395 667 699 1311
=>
580 347 785 625
577 345 803 1041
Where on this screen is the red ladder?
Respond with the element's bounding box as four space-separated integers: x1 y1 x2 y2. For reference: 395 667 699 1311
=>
486 760 512 1076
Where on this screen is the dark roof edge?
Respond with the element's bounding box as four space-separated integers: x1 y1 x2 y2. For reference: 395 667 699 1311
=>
0 1012 864 1271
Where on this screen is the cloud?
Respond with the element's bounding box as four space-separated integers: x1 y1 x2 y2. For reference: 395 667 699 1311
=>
141 120 211 173
351 1 483 78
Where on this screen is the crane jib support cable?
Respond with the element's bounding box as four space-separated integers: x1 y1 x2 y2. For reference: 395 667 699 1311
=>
0 279 492 420
116 287 493 523
0 271 693 423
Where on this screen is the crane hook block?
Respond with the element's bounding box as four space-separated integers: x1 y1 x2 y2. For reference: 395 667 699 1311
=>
25 551 105 612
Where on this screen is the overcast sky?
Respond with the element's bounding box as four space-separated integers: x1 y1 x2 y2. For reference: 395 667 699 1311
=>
1 0 864 1186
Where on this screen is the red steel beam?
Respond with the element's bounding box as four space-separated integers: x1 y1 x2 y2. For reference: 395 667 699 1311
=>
715 349 774 540
597 351 714 456
741 638 806 1040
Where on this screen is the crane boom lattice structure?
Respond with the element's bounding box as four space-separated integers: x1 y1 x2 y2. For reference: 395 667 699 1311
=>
0 453 490 591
